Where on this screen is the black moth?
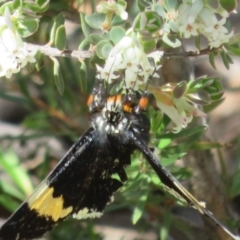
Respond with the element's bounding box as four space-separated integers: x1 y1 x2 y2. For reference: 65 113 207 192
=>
0 78 239 240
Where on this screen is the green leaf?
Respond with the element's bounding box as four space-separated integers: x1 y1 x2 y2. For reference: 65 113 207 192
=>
80 12 91 40
0 151 33 196
162 34 181 48
159 126 206 139
79 61 88 93
165 0 178 10
225 43 240 56
0 2 13 15
141 39 156 53
34 50 44 71
158 138 172 149
0 194 20 212
110 26 125 44
78 38 90 51
102 43 113 59
195 35 201 50
228 33 240 45
51 57 65 95
137 0 151 11
209 51 217 69
111 15 125 26
55 25 67 50
50 13 65 45
219 0 237 12
173 81 187 99
36 0 49 13
203 98 225 113
133 11 162 34
152 4 166 18
96 40 112 59
0 91 28 105
89 34 105 44
17 19 39 37
159 209 172 240
12 0 22 10
161 153 185 167
85 13 105 30
220 50 230 69
132 188 148 224
0 180 25 201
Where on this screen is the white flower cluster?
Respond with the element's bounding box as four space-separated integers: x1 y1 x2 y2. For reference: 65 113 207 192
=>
0 8 36 79
97 0 128 20
160 0 233 49
148 84 206 133
97 36 160 88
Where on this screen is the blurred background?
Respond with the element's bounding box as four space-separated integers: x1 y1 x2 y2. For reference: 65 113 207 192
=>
1 1 240 239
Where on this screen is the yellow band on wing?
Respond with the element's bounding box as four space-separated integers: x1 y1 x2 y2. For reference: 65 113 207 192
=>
28 183 73 222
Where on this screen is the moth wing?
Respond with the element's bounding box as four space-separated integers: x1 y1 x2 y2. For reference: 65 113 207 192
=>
129 130 240 240
0 128 123 240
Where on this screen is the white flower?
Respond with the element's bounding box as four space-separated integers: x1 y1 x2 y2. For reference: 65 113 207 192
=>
102 36 160 88
148 85 206 133
0 58 19 78
0 7 36 79
198 7 234 48
97 0 128 20
178 1 203 38
17 47 36 67
96 64 119 81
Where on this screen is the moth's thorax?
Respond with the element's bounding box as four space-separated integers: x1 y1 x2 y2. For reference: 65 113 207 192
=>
88 89 150 143
91 94 130 134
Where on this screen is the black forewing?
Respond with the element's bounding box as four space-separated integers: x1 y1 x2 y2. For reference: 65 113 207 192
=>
129 129 240 240
0 128 131 240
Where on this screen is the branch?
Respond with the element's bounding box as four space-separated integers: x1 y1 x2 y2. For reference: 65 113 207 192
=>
25 43 220 60
25 43 94 59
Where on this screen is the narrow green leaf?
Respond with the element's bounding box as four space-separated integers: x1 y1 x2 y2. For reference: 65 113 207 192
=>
220 50 230 69
55 25 67 50
36 0 49 13
51 57 65 95
158 126 206 139
132 190 148 224
209 52 217 69
0 195 20 212
79 61 88 93
0 151 33 196
50 13 65 45
159 209 172 240
0 180 25 200
80 12 91 39
195 35 201 50
137 0 151 11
